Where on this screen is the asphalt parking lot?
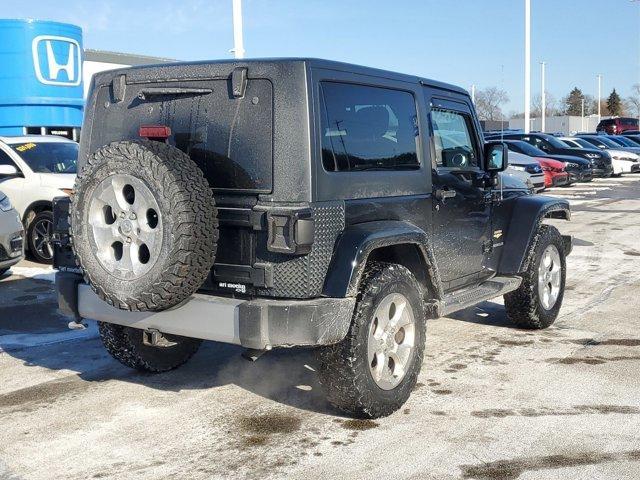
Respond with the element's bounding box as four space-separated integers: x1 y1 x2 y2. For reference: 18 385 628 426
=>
1 176 639 480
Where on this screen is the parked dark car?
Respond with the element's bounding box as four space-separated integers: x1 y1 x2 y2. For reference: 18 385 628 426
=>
596 117 639 134
51 58 572 419
576 134 640 155
621 133 640 145
502 139 592 183
497 133 612 177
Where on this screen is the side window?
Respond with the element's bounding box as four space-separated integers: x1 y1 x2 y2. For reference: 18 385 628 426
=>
320 82 420 172
430 109 479 170
0 149 16 167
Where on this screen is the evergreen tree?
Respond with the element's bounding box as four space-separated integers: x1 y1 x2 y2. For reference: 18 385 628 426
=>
607 89 623 116
564 87 584 116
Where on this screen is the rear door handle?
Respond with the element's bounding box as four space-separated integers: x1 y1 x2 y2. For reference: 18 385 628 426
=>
434 189 457 201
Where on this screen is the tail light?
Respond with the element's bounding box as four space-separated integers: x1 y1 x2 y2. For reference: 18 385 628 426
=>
139 125 171 141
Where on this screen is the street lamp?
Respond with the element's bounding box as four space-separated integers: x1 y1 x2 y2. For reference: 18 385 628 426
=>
524 0 531 133
230 0 245 59
597 74 602 122
540 61 546 133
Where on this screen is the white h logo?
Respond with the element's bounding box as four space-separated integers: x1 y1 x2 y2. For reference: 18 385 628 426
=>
32 35 82 86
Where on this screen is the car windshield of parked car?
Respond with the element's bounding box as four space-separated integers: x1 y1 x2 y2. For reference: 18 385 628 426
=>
582 136 611 148
10 142 78 174
542 135 570 149
508 140 546 157
610 136 637 147
571 138 596 149
596 137 624 148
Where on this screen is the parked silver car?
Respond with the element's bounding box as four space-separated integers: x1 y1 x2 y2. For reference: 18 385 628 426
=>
0 190 24 276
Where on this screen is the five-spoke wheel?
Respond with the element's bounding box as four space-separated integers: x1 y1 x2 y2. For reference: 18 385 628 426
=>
88 174 162 279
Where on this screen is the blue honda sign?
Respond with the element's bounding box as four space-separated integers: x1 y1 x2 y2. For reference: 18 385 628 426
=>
32 34 83 86
0 19 84 137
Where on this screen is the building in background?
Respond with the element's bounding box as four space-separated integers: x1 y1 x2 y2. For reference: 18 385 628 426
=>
0 18 171 140
509 115 601 135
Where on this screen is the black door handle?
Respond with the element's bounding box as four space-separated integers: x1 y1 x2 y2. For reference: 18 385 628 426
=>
434 189 457 201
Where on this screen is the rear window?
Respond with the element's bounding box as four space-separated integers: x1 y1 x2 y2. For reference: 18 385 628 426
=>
10 142 78 173
320 82 420 172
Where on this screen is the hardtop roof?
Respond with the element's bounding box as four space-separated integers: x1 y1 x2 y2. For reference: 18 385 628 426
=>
112 57 468 96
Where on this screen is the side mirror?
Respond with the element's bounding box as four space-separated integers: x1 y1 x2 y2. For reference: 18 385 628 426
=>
485 142 508 173
0 164 19 177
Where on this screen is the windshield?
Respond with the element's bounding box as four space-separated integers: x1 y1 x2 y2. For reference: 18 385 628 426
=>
610 136 637 147
10 142 78 174
596 137 624 148
582 136 612 148
571 138 596 149
508 140 546 157
543 135 570 149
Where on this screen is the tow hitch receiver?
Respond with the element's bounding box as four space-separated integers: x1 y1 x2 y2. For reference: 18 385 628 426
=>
143 329 178 347
241 347 271 362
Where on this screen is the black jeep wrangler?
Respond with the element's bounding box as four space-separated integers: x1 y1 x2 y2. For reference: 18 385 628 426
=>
54 59 571 418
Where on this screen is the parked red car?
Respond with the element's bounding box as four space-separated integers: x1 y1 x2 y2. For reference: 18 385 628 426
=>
596 117 639 134
537 157 570 187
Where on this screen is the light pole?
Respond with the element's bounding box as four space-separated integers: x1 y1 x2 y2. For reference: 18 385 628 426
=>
524 0 531 133
597 74 602 122
540 61 546 133
230 0 245 59
471 84 476 104
581 98 585 131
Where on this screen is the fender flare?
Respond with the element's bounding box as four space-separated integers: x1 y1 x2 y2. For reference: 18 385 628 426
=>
498 195 571 275
322 220 443 299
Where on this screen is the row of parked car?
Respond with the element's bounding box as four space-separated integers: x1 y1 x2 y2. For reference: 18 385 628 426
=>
0 135 78 270
485 130 640 192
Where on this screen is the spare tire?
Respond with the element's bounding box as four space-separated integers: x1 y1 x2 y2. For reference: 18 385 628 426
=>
71 140 218 311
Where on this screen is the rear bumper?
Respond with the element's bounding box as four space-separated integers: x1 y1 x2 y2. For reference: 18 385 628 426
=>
56 272 355 349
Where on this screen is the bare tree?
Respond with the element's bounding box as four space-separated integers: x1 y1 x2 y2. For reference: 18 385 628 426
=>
532 92 560 117
475 87 509 121
625 83 640 118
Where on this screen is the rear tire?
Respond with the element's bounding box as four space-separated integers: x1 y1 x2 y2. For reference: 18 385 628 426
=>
504 225 566 329
315 262 426 418
71 140 218 311
98 322 201 372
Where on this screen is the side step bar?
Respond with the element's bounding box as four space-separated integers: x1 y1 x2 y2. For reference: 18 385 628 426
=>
441 276 522 317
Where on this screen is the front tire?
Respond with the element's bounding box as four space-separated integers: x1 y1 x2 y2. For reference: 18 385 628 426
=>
504 225 566 329
315 262 426 418
98 322 201 372
27 211 54 264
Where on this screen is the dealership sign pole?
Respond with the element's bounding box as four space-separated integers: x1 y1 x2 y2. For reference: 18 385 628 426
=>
524 0 531 133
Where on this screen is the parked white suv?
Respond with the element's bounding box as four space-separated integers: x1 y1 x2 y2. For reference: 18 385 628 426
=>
0 136 77 263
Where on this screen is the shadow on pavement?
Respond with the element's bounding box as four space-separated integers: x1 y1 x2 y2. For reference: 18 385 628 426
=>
1 268 522 417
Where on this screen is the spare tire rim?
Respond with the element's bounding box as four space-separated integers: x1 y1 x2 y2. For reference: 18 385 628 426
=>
538 244 562 310
88 174 162 279
367 293 416 390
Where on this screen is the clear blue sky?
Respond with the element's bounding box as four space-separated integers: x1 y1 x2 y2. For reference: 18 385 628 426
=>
6 0 640 113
